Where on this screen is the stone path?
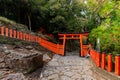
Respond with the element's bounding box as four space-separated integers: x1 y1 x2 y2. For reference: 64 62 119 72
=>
40 54 104 80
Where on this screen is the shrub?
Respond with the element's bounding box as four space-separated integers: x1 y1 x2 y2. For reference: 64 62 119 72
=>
89 1 120 55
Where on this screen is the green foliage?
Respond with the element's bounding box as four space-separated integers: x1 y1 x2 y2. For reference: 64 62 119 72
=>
89 1 120 55
0 0 96 33
0 0 105 33
99 1 115 18
0 16 29 32
1 0 120 55
47 0 86 33
0 0 48 31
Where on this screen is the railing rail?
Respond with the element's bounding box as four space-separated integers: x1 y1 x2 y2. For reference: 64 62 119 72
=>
39 38 64 55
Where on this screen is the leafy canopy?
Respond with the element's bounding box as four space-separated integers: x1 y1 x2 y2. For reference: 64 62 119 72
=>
89 1 120 54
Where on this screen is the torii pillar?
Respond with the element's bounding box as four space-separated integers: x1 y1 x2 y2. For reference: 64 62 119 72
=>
59 34 85 57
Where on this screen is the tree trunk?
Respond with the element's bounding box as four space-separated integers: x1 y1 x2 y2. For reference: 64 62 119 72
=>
28 15 31 31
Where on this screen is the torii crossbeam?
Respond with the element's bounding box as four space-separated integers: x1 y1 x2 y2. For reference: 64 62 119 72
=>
58 32 89 56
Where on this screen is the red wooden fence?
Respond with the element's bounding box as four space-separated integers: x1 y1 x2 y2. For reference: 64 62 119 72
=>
0 26 120 76
90 49 120 76
0 26 40 43
39 38 64 55
82 45 89 57
0 26 64 56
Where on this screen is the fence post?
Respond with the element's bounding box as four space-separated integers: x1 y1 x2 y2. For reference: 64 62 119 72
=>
94 51 96 63
27 34 29 41
33 36 35 42
80 35 83 57
25 34 27 41
20 32 23 40
115 54 120 76
39 37 41 45
34 36 36 42
28 34 30 41
24 33 26 40
1 27 4 36
32 36 34 42
10 29 12 38
107 54 112 72
0 27 2 35
62 35 66 56
14 30 17 38
31 35 33 41
19 32 21 39
25 34 27 40
17 32 19 39
23 33 25 40
94 51 97 65
30 35 32 41
6 28 8 37
57 44 59 54
98 53 101 67
28 34 29 41
96 52 101 67
101 53 106 69
29 35 31 41
34 36 35 42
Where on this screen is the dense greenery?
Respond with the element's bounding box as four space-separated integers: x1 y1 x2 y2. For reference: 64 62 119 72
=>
0 0 102 33
0 0 120 54
89 1 120 54
0 16 29 32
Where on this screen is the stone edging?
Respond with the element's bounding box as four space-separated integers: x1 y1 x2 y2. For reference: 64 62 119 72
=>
89 58 120 80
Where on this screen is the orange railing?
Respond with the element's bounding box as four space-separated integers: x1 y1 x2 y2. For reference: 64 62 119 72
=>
89 49 101 67
39 38 64 55
0 27 39 42
0 26 120 76
82 45 89 57
90 49 120 76
0 26 64 55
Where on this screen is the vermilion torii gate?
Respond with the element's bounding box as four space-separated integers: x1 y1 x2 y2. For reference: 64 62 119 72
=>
58 32 89 56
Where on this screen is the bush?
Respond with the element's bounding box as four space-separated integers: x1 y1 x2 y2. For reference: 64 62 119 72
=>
89 1 120 55
89 21 120 55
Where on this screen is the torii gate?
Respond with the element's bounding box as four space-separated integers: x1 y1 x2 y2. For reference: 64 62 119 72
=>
58 32 89 56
